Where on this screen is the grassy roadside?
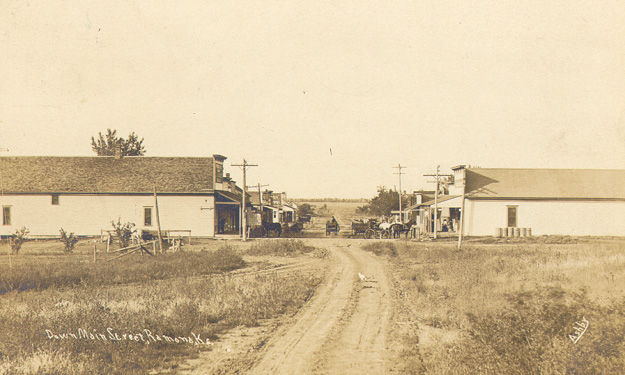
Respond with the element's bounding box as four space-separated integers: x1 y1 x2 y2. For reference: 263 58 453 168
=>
0 247 246 294
0 242 322 374
363 239 625 374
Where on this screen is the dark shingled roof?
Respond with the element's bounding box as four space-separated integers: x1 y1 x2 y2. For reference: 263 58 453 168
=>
0 156 214 194
465 168 625 200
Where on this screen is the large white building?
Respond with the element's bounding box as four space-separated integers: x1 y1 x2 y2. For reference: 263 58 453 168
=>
407 166 625 237
0 154 243 238
454 166 625 236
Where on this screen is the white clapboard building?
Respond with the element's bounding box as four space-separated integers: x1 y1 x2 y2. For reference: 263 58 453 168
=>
451 166 625 236
0 154 243 238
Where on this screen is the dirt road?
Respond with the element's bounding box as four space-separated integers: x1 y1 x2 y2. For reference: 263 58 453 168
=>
250 238 392 374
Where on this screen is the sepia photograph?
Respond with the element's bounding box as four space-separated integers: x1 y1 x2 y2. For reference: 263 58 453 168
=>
1 1 625 374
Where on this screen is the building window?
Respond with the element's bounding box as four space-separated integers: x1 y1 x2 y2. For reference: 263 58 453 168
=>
215 163 224 183
507 206 518 227
2 206 11 226
51 195 59 205
144 207 153 226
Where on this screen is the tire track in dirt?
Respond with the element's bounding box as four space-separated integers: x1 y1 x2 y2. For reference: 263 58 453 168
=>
311 247 392 374
250 239 392 375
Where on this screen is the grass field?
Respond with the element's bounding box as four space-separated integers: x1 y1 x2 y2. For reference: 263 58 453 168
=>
365 239 625 374
0 239 321 375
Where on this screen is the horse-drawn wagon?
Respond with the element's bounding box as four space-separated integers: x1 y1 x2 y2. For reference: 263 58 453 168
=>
352 219 416 239
325 220 340 236
350 219 379 239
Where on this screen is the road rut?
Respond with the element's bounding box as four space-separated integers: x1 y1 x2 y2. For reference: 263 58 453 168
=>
250 239 392 374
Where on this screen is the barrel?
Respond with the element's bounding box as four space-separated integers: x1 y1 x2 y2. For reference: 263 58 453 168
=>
521 228 528 237
495 228 504 237
513 227 521 237
527 228 532 237
506 227 514 237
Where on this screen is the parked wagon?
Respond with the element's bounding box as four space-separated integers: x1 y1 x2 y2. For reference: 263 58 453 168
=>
374 222 392 239
325 220 340 236
351 219 378 239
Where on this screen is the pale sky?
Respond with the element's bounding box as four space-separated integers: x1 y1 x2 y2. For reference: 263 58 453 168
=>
2 1 625 198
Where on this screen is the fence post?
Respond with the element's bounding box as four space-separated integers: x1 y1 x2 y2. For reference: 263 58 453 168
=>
93 242 97 263
7 238 11 269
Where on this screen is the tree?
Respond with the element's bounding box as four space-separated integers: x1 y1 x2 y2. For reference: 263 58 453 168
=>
91 128 146 156
357 187 410 216
111 219 136 248
297 203 316 217
9 227 29 254
59 228 79 253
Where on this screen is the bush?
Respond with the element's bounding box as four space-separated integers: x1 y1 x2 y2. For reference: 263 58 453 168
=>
9 226 29 254
111 219 135 248
361 241 398 257
208 244 246 271
248 239 315 256
59 228 78 253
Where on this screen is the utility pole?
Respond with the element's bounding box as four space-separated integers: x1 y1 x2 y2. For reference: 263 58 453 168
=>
153 185 163 253
457 168 466 249
393 164 405 222
232 159 258 241
424 165 452 240
1 147 8 266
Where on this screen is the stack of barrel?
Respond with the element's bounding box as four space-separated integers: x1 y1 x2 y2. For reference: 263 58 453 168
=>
495 227 532 237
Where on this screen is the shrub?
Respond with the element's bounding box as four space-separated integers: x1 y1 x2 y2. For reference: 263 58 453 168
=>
111 219 135 248
248 239 315 256
9 226 29 254
361 241 398 257
208 244 246 271
59 228 78 253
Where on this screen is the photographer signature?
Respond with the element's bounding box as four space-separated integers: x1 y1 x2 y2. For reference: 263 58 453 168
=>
569 317 589 344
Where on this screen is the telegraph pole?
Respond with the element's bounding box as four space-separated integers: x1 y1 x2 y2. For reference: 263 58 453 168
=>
232 159 258 241
393 164 405 222
424 165 452 239
1 148 8 267
457 168 466 249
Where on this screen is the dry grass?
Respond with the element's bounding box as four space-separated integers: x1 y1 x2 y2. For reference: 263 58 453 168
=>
0 241 322 374
0 244 245 294
377 239 625 374
247 239 317 257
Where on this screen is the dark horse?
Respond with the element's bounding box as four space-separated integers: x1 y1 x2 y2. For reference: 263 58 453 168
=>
262 222 282 237
390 219 416 238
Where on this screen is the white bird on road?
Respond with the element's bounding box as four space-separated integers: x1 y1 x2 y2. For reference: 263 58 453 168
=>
358 272 366 281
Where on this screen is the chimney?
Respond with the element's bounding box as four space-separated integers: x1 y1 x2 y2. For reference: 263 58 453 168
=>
114 143 123 159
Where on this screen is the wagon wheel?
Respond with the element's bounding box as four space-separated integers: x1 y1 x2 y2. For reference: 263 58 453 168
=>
381 230 391 239
364 229 374 239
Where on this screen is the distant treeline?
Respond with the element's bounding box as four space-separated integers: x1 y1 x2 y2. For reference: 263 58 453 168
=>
292 198 369 203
